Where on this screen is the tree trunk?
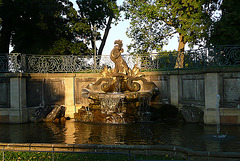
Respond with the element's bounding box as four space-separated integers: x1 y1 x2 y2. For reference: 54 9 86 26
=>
175 34 186 68
98 16 113 56
90 34 95 53
0 19 12 53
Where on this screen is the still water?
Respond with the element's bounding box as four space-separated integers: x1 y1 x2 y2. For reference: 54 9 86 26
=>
0 120 240 152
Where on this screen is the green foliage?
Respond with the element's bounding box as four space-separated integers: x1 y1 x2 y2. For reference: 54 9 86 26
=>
124 0 218 54
154 51 178 69
0 0 120 55
136 154 185 160
45 38 90 55
0 151 133 161
209 0 240 45
0 151 52 161
0 151 185 161
77 0 120 30
0 0 91 55
77 0 120 56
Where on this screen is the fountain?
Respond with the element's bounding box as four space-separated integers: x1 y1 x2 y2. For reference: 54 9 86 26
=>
74 40 159 124
204 95 237 143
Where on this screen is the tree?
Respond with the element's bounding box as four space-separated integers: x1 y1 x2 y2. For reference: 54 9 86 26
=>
209 0 240 45
124 0 217 68
0 0 91 55
77 0 120 56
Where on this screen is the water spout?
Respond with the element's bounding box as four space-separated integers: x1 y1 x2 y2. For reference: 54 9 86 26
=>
216 94 221 135
214 94 227 139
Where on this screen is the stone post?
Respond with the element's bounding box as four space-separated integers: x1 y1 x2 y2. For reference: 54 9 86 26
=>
204 73 219 124
170 75 179 107
10 74 27 123
64 76 75 118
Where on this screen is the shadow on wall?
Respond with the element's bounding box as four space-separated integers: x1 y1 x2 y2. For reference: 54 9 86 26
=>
151 104 204 123
26 78 66 122
0 78 10 108
151 104 180 121
26 78 65 107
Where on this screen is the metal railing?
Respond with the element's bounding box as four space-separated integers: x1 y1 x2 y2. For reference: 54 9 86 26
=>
0 45 240 73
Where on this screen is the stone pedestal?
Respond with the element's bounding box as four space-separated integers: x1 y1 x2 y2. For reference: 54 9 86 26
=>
170 75 179 106
4 75 28 123
204 73 219 124
64 77 75 118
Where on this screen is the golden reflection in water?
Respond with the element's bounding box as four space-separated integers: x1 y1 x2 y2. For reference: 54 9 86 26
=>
65 119 76 144
73 121 94 144
72 121 128 145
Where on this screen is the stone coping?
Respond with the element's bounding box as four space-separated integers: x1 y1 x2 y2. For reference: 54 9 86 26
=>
0 73 102 78
25 73 102 78
143 66 240 76
206 108 240 114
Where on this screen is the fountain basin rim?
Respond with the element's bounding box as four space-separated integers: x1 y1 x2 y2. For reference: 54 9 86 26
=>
82 91 153 99
99 93 125 99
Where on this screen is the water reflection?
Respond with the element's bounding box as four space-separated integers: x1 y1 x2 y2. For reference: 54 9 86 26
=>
0 120 240 152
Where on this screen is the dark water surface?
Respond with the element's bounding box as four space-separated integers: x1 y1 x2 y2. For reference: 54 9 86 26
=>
1 120 240 152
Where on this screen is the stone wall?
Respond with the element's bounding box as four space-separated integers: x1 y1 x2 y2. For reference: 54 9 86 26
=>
219 72 240 108
0 77 9 108
24 73 101 120
0 67 240 124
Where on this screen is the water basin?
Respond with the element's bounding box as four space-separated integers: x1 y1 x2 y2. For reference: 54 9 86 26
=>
1 120 240 152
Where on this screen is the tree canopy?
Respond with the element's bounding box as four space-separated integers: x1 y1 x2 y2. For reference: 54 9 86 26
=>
124 0 218 67
209 0 240 45
77 0 120 56
0 0 91 55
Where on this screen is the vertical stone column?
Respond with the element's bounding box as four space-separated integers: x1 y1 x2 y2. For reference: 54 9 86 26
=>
170 75 179 107
10 75 27 123
204 73 219 124
64 76 75 118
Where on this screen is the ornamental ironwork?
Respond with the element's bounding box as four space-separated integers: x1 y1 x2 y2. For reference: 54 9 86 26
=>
0 53 8 72
0 45 240 73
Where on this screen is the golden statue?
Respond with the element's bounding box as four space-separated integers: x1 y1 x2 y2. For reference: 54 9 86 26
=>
110 40 129 75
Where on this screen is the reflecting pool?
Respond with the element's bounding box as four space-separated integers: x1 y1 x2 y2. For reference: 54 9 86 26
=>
0 120 240 152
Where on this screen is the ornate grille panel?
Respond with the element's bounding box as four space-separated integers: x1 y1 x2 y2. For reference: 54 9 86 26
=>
1 45 240 73
24 55 126 73
0 54 8 72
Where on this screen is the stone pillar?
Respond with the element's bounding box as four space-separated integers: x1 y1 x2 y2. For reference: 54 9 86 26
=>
10 76 27 123
170 75 179 107
204 73 219 124
64 76 75 118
